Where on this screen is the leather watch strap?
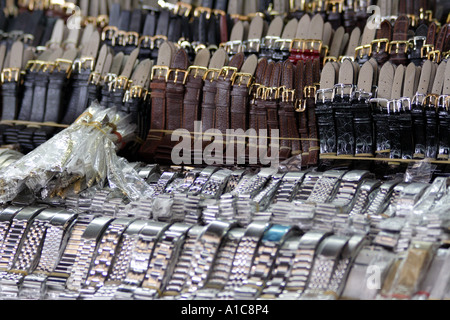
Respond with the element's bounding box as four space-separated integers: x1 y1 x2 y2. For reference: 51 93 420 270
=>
334 59 356 156
215 52 245 136
278 59 301 159
156 48 191 161
389 15 410 65
200 48 228 148
182 48 210 134
230 54 258 133
372 61 395 158
371 20 392 66
139 42 174 162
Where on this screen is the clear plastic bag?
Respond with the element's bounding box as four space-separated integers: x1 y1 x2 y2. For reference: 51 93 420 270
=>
0 102 153 203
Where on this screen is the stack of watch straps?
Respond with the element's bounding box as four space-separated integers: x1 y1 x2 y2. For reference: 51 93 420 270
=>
217 221 270 299
61 216 113 299
113 221 170 299
19 211 77 299
139 41 175 161
133 223 192 300
234 225 299 299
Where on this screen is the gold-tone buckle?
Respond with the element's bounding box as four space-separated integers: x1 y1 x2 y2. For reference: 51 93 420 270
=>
304 86 317 99
114 30 128 46
83 16 98 27
443 50 450 60
263 86 280 100
112 75 130 90
281 87 296 102
125 31 140 46
1 68 21 83
218 66 238 81
369 38 389 55
101 26 118 41
427 50 441 63
185 66 208 83
88 71 102 85
421 44 434 58
202 68 221 82
129 85 146 99
295 99 306 112
138 35 153 48
73 57 95 72
193 6 212 19
354 44 371 58
232 72 254 87
388 40 410 54
151 66 170 81
26 60 44 72
174 1 192 17
151 35 168 49
166 68 189 84
327 0 344 13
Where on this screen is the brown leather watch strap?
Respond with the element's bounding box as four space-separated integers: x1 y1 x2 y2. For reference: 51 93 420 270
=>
254 60 274 137
156 48 191 160
389 15 409 65
215 52 245 134
435 24 449 53
230 54 258 133
139 42 174 161
182 48 210 132
371 20 392 66
265 61 283 143
295 59 309 157
201 48 228 140
249 58 268 135
278 60 300 159
306 59 320 166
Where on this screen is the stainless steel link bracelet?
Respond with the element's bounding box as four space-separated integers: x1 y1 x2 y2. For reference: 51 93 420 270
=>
62 217 114 297
44 214 95 298
218 221 271 299
234 225 299 299
113 221 170 299
279 230 330 299
161 225 205 298
133 223 192 300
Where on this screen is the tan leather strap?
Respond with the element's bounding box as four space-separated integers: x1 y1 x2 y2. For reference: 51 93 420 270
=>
109 52 125 76
345 27 361 57
130 59 152 88
391 64 405 99
295 14 310 39
377 62 395 99
417 60 432 95
443 60 450 95
328 26 345 58
281 18 298 40
308 13 324 41
48 19 65 49
320 61 338 89
403 62 418 99
431 61 446 95
357 61 375 94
